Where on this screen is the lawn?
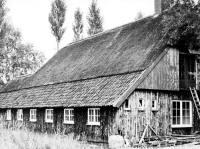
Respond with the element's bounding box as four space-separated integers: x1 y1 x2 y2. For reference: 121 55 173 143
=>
1 126 200 149
0 128 105 149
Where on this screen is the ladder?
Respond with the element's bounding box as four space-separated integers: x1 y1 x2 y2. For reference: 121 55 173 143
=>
189 87 200 119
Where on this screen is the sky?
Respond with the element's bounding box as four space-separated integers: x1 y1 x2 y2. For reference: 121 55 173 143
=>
6 0 154 60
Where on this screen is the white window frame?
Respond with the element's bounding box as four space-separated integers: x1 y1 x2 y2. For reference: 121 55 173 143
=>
124 99 131 110
17 109 23 121
171 100 192 128
30 109 37 122
87 108 100 125
152 92 158 111
64 109 74 124
6 109 11 120
45 109 53 123
138 98 145 110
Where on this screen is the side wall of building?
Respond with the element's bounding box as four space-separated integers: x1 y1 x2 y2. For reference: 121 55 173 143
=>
112 90 194 141
0 107 117 143
138 48 179 90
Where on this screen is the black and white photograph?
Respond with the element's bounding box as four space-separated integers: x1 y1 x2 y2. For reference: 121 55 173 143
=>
1 0 200 148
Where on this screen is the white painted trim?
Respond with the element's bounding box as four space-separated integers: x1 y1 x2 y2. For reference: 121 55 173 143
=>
87 108 100 125
17 109 23 121
63 108 74 124
45 109 53 123
124 99 131 110
30 109 37 122
6 109 11 120
171 100 192 128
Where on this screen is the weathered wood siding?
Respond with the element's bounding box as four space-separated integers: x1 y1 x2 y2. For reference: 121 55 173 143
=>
113 90 179 140
0 107 117 143
138 48 179 90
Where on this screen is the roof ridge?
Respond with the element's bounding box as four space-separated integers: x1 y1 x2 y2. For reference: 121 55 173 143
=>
0 70 143 94
61 15 154 49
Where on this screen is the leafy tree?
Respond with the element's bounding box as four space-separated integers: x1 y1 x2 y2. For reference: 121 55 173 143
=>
72 8 84 41
48 0 66 51
162 0 200 51
0 23 45 82
161 0 175 11
0 0 7 43
134 11 144 21
87 0 103 36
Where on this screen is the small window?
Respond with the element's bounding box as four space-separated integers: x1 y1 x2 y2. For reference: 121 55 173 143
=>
30 109 37 122
17 109 23 121
6 109 11 120
139 98 145 110
45 109 53 123
152 100 157 111
172 100 192 128
124 99 130 110
64 109 74 124
88 108 100 125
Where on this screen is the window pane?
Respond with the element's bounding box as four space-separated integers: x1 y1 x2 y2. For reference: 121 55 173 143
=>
177 109 180 116
173 102 176 109
66 110 69 116
177 102 180 109
177 117 180 124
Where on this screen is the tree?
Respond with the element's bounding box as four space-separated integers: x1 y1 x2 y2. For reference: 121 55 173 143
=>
134 11 144 21
162 0 200 51
48 0 66 51
87 0 103 36
0 0 7 43
72 8 84 41
0 23 45 82
161 0 175 11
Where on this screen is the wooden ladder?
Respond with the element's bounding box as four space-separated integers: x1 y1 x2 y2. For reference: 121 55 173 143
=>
189 87 200 119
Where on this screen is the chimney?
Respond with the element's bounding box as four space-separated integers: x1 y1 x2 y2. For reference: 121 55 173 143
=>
154 0 162 14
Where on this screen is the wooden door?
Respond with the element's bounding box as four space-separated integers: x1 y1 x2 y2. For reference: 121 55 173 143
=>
180 54 195 89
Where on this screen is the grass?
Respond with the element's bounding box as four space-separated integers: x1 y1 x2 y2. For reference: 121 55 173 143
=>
0 121 200 149
0 128 106 149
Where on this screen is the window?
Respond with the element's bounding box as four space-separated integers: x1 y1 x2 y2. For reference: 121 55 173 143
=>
17 109 23 121
124 99 130 110
30 109 37 122
45 109 53 123
172 101 192 128
64 109 74 124
139 98 145 110
6 109 11 120
88 108 100 125
152 99 157 111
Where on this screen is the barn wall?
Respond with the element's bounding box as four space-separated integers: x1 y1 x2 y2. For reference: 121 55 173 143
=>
113 90 179 140
138 48 179 90
0 107 117 143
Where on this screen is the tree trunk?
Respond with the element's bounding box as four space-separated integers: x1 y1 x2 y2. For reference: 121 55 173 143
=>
56 40 59 52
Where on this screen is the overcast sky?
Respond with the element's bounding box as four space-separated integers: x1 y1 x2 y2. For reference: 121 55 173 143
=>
6 0 154 60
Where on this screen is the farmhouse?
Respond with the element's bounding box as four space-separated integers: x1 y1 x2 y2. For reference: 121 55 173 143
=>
0 0 200 143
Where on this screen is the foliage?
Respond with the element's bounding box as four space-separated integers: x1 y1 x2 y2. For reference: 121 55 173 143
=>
0 0 7 41
162 0 200 50
134 11 144 21
49 0 66 51
87 0 103 36
72 8 84 42
0 23 45 82
161 0 174 11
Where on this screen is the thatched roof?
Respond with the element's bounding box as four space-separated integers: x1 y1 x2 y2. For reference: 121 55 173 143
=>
0 14 167 108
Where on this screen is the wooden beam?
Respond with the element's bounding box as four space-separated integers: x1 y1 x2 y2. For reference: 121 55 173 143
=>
139 124 148 144
113 48 170 107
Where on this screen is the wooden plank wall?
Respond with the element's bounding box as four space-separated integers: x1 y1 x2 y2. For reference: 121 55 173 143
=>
138 48 179 90
0 107 117 143
113 90 179 140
